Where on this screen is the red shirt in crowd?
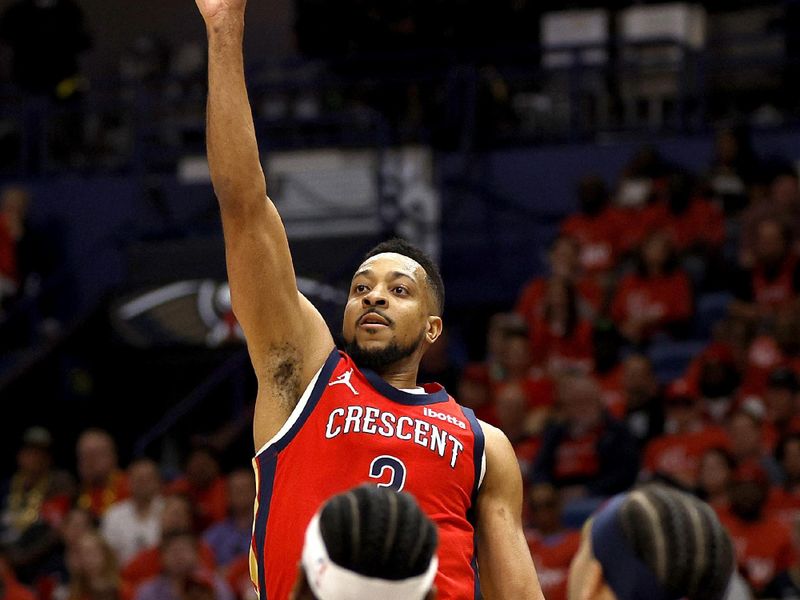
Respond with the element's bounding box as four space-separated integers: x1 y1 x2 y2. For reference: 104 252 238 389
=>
516 277 602 330
167 476 229 531
526 530 581 600
554 426 602 482
643 426 730 488
751 254 800 310
606 202 669 256
611 270 693 336
664 198 726 252
122 542 217 590
0 213 17 283
717 508 795 593
529 318 594 374
560 210 620 274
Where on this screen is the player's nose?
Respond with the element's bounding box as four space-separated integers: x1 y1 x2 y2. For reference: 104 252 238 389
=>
362 287 388 307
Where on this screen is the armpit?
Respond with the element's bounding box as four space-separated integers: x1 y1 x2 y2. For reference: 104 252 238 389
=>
264 343 303 411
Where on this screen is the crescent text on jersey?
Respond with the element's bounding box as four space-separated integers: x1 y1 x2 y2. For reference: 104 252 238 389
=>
324 405 466 468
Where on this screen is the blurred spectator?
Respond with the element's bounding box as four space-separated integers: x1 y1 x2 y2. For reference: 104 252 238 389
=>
707 126 759 214
101 459 164 566
732 218 800 324
764 517 800 599
528 279 594 376
122 495 215 590
739 163 800 266
0 548 36 600
132 531 232 600
417 331 461 393
0 186 30 308
202 470 254 568
530 373 639 524
642 379 729 489
49 508 98 600
0 427 73 584
617 354 665 446
611 230 693 345
685 342 743 424
166 447 227 532
493 382 546 478
559 176 619 277
76 430 129 519
765 368 800 442
515 235 601 333
60 532 132 600
718 462 794 594
663 172 726 257
728 407 782 484
696 447 735 511
0 0 90 98
524 484 580 600
770 434 800 528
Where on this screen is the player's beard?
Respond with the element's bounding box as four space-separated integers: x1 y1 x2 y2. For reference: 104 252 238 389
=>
345 331 425 374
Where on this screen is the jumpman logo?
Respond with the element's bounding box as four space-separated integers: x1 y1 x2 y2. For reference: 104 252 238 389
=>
328 369 359 396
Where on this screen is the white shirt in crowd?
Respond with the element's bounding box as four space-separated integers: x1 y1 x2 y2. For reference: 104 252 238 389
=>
101 496 165 564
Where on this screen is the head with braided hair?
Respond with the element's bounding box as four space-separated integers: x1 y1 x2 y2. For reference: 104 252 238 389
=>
567 484 735 600
291 484 439 600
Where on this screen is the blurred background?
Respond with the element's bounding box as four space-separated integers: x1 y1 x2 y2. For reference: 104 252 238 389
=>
1 1 800 599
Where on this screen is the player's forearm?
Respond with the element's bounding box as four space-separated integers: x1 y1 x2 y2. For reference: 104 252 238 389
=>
205 16 267 205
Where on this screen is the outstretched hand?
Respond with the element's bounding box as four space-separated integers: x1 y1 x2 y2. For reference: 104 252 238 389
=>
195 0 247 26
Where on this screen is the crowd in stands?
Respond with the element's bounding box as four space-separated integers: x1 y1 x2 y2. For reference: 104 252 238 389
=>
427 128 800 600
0 427 256 600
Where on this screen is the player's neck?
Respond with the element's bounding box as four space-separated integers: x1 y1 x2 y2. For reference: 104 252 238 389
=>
374 359 420 390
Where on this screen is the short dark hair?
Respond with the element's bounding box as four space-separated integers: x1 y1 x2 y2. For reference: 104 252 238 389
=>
319 485 438 581
363 238 445 315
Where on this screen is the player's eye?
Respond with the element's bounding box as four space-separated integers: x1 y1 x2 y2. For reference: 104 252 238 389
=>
394 286 408 295
354 284 369 293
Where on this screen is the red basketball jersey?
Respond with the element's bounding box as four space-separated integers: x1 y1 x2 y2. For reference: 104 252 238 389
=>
250 349 486 600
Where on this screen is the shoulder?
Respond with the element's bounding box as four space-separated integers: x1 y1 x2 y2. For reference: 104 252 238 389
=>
478 421 520 486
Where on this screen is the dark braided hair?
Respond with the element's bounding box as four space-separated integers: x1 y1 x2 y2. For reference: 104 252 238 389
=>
364 238 445 316
617 484 734 600
318 485 438 581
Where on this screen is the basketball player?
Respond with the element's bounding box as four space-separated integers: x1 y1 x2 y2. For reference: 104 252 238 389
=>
567 484 735 600
291 484 438 600
193 0 543 598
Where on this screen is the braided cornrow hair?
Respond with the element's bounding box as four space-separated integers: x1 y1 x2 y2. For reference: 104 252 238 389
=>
617 484 734 600
318 484 438 581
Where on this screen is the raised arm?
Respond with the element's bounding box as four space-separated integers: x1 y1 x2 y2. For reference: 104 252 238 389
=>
196 0 334 447
477 423 545 600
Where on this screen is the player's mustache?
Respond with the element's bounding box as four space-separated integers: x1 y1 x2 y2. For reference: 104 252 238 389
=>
358 309 394 326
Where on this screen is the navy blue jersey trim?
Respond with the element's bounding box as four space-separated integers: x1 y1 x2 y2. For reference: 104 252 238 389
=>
462 406 485 506
263 348 340 457
357 359 450 405
254 453 277 600
462 406 484 598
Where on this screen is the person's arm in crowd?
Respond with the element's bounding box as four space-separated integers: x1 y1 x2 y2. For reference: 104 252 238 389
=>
195 0 334 449
476 423 545 600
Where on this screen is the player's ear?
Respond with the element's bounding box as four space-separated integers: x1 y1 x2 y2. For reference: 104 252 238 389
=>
425 316 443 345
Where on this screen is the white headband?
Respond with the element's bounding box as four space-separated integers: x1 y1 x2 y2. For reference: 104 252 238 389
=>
301 513 438 600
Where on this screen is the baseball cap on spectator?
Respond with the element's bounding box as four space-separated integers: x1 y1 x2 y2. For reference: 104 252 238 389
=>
731 461 769 487
22 426 53 450
768 368 800 393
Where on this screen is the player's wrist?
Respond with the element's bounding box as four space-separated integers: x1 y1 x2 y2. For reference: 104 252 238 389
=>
205 13 245 42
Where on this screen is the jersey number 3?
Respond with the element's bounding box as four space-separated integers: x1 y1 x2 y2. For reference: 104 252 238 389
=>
369 455 407 492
